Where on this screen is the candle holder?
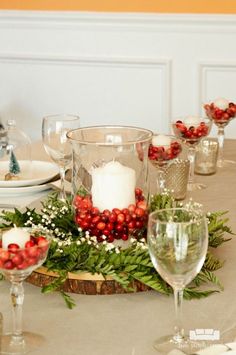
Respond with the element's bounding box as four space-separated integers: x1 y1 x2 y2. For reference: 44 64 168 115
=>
67 125 153 246
204 98 236 168
172 117 212 191
148 134 182 194
195 138 218 176
0 227 51 354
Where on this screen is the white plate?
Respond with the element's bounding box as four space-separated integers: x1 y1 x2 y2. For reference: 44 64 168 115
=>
0 160 59 187
0 180 60 196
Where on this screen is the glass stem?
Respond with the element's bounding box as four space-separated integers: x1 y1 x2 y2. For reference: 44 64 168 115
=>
157 168 165 194
173 287 185 343
59 166 67 201
10 281 25 345
188 146 196 185
217 126 225 168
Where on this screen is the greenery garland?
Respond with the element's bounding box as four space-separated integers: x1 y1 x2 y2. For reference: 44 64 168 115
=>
0 192 234 309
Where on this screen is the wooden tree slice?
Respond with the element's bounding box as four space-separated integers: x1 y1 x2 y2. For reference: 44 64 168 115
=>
26 267 151 295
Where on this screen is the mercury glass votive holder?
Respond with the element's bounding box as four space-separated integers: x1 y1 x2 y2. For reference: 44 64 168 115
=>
67 125 153 246
195 138 219 176
164 159 190 200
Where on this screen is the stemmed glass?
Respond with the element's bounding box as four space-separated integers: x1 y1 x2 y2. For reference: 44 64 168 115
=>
0 227 51 354
172 117 212 191
42 114 80 200
147 208 208 354
204 98 236 168
148 134 182 194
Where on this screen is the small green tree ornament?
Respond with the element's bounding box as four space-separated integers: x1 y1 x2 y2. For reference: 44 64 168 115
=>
4 147 21 180
9 149 21 175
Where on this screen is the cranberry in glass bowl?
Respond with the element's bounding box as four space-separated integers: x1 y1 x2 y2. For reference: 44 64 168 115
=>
148 134 182 193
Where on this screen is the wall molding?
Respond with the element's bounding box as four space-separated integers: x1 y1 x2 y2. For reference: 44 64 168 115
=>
0 52 172 136
0 10 236 33
198 62 236 111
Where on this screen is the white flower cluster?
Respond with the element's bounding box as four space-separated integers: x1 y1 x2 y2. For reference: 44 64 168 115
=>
24 204 71 241
130 237 148 250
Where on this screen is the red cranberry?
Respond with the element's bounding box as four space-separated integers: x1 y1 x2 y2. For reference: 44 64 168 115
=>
12 254 23 266
4 260 14 270
25 240 35 248
0 250 10 262
96 222 106 231
8 243 20 253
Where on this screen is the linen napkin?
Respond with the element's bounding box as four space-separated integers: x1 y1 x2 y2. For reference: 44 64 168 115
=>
167 343 236 355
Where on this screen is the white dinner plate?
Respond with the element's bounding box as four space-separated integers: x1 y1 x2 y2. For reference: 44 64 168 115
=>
0 180 60 196
0 160 58 187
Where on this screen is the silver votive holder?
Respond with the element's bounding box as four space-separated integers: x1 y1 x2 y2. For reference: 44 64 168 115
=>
195 138 218 176
164 159 190 200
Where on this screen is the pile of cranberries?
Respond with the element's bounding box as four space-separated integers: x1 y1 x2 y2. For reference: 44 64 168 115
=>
148 141 182 163
74 188 148 243
0 236 49 271
204 102 236 123
173 121 209 141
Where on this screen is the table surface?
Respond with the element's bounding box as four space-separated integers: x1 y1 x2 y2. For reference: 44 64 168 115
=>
1 140 236 355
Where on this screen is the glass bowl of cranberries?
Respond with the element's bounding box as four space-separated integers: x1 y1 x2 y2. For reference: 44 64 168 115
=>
148 134 182 193
0 227 51 354
204 98 236 168
172 116 212 191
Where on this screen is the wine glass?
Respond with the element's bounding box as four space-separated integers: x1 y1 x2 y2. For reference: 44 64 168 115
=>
42 114 80 200
147 208 208 354
148 134 182 194
172 117 212 191
204 98 236 168
0 227 51 354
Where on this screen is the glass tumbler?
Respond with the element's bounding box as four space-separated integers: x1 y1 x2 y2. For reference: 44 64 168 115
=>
195 138 218 175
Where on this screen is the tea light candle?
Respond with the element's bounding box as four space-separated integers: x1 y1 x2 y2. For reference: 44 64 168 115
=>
213 97 229 110
2 226 30 249
91 161 136 211
152 135 171 147
184 116 201 127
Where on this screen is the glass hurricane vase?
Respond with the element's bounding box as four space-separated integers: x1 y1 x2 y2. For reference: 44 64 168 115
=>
67 125 152 248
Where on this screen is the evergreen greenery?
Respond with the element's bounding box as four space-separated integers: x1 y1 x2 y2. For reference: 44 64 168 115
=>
0 192 234 309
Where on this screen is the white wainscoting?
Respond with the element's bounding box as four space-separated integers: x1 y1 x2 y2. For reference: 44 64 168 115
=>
0 10 236 140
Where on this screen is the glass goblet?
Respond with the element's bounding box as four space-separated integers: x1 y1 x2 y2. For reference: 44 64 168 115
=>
204 98 236 168
172 117 212 191
0 227 51 354
148 134 182 194
42 114 80 201
147 208 208 354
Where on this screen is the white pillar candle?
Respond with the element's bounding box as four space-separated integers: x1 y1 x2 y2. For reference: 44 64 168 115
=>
213 97 229 110
2 227 30 249
184 116 201 127
152 135 171 147
91 161 136 211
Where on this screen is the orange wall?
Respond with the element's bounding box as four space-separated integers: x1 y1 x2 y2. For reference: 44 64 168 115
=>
0 0 236 14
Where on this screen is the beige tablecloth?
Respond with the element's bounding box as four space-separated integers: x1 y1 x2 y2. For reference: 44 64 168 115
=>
0 140 236 355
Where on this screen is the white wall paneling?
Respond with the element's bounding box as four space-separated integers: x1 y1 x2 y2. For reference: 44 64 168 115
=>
0 11 236 140
199 62 236 137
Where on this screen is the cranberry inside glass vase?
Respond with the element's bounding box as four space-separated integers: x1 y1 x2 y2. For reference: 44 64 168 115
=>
67 126 152 247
